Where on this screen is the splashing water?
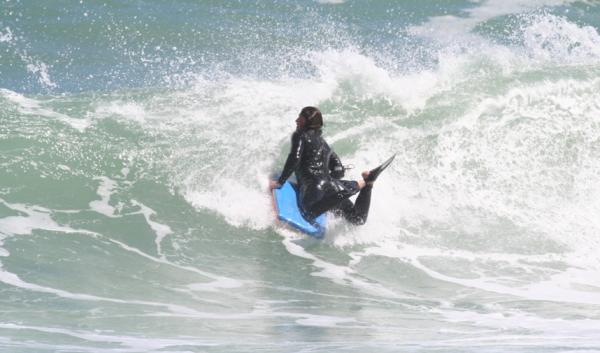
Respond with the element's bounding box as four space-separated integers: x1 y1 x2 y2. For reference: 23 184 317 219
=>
2 1 600 352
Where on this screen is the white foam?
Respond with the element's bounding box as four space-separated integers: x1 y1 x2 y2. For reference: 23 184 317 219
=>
3 179 220 286
135 74 339 230
0 200 83 236
315 73 600 297
311 48 443 113
0 27 13 43
89 176 118 217
104 237 247 289
429 77 600 245
521 14 600 63
0 25 58 89
187 277 244 292
350 243 600 305
170 49 456 229
436 308 600 346
0 260 207 315
295 315 356 327
88 180 226 275
94 101 148 123
131 199 172 258
279 232 401 299
0 198 94 273
410 0 576 40
0 89 90 131
0 323 219 350
26 61 57 89
0 198 246 312
88 176 175 259
186 178 273 230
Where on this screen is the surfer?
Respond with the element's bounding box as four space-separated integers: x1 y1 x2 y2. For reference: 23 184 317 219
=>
270 106 393 225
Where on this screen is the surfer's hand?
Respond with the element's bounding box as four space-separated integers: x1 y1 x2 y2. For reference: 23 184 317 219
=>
269 180 282 189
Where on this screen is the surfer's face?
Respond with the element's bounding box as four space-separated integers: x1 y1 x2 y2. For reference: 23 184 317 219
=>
295 115 306 130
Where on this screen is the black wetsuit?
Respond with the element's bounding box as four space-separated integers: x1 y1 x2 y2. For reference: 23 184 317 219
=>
277 129 372 225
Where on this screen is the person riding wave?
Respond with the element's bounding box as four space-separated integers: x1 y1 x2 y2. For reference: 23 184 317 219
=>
270 106 388 225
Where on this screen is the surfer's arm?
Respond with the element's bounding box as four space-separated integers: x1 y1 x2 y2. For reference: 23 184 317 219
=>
276 132 303 186
329 152 344 179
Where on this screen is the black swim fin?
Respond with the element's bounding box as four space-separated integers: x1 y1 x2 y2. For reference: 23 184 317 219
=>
364 154 396 183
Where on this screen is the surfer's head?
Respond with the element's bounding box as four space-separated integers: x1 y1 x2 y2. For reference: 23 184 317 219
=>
298 106 323 131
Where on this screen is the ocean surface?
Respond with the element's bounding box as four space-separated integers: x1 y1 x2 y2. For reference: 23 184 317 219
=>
2 1 600 352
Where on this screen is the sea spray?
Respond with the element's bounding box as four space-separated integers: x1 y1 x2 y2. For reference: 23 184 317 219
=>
2 1 600 352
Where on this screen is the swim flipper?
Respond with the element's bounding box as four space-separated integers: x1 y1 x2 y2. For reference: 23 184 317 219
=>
364 154 396 183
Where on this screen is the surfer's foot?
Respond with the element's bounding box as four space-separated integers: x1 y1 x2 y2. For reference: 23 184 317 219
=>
362 171 374 186
364 154 396 184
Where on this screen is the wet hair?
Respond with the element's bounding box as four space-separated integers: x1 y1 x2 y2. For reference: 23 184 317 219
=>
300 106 323 130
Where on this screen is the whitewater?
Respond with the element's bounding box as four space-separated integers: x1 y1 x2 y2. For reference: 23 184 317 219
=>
1 1 600 352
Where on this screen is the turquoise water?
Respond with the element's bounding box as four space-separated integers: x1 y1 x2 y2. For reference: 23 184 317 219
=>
2 1 600 352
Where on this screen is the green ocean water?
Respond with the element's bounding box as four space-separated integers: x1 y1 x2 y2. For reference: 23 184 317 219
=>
2 1 600 352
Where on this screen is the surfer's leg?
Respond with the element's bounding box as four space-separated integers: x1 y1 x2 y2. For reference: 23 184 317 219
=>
304 156 394 221
306 192 348 218
338 170 378 225
304 180 360 219
333 184 372 225
311 168 382 224
350 184 372 224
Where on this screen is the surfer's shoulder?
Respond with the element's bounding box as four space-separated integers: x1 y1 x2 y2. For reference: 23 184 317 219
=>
291 130 302 142
292 130 311 142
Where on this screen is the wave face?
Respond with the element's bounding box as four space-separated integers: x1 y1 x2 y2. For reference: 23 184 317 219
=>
2 1 600 352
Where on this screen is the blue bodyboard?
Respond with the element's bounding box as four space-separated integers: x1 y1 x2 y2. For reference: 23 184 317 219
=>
273 181 326 238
